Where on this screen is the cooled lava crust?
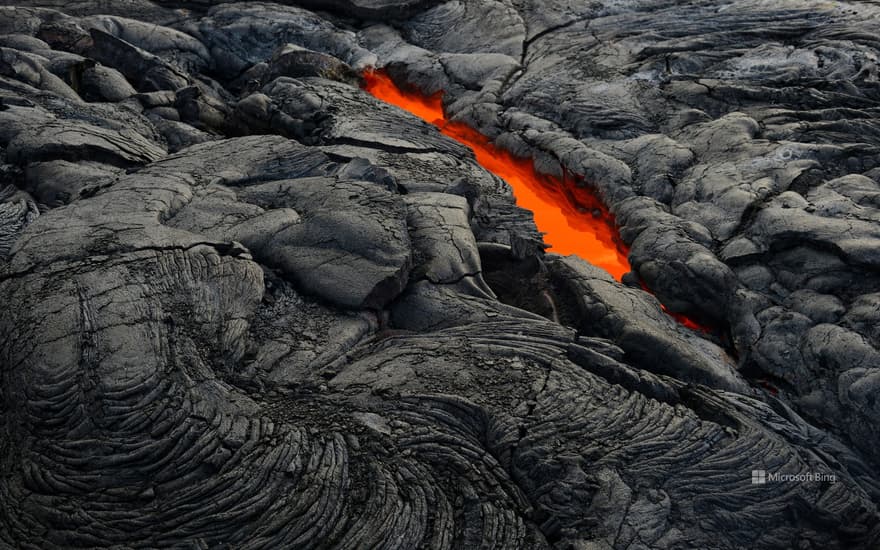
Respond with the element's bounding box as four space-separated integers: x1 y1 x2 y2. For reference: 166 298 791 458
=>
1 1 880 548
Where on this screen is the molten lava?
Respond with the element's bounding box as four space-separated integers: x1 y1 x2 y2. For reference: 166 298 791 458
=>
362 69 630 281
362 69 710 332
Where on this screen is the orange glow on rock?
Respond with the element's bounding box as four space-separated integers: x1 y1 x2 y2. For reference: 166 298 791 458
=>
672 313 709 332
362 69 631 281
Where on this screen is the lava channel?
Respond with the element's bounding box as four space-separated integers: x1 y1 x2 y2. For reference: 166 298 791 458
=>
362 69 708 332
362 69 629 281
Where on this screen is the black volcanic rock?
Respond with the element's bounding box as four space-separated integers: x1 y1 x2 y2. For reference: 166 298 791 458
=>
1 1 879 549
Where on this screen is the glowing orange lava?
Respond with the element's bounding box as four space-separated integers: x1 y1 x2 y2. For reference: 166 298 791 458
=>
362 69 631 281
362 69 711 333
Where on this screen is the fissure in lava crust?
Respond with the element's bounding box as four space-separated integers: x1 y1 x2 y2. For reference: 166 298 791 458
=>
362 69 708 332
362 69 630 281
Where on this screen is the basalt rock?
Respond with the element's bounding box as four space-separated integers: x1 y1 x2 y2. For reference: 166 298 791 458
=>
1 2 879 549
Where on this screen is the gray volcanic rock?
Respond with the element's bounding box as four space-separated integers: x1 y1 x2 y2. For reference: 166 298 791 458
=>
0 184 38 258
1 1 880 549
87 28 191 92
81 14 212 73
7 119 165 166
404 191 495 299
75 62 138 102
262 43 360 85
405 0 525 58
546 254 747 393
23 159 123 206
295 0 444 19
237 175 412 310
184 3 377 79
0 45 80 99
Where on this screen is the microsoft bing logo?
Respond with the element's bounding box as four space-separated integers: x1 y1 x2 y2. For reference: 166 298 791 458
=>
749 469 836 484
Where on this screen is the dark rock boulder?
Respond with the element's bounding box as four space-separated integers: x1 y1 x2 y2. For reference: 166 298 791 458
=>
74 61 137 102
87 28 189 92
81 14 212 73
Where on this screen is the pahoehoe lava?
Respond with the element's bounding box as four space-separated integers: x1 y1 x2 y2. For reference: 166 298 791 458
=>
1 1 880 549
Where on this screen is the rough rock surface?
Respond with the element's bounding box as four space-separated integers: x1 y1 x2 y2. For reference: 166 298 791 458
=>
1 1 879 548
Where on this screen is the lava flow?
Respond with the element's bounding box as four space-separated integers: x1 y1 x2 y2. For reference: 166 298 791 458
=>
362 70 709 333
362 69 630 281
